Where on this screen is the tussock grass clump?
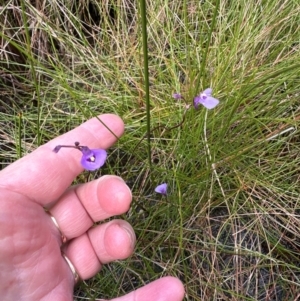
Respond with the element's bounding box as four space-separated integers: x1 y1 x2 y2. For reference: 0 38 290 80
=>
1 0 300 300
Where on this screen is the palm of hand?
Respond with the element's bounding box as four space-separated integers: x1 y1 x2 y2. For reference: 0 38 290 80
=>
1 190 73 300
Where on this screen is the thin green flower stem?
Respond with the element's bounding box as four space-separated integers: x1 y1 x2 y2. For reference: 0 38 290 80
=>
174 174 183 251
95 116 119 140
139 0 152 168
204 110 225 198
17 112 22 159
20 0 41 146
183 0 191 87
197 0 220 92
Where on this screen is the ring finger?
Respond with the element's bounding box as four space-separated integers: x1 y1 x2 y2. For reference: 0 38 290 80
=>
63 219 135 279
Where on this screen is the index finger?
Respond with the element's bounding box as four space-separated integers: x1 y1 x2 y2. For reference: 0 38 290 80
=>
0 114 124 205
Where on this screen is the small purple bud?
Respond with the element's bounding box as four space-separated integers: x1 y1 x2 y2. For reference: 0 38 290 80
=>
172 93 182 100
53 145 61 153
155 183 168 195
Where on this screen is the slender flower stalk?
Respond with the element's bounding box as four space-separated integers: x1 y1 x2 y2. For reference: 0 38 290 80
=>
53 142 107 171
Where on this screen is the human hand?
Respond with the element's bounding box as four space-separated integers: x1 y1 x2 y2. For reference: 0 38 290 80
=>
0 114 184 301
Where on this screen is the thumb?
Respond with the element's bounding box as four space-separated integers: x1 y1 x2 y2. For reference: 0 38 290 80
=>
109 276 185 301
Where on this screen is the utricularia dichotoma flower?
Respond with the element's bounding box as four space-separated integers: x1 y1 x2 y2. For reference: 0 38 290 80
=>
194 88 219 110
53 142 107 171
155 183 168 195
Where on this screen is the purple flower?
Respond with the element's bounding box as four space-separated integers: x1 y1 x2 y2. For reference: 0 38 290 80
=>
172 93 182 100
79 147 107 171
53 142 107 171
194 88 219 109
155 183 168 195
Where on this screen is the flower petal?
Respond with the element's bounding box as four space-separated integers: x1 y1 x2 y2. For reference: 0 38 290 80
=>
200 96 219 109
203 88 212 96
155 183 168 195
193 96 201 109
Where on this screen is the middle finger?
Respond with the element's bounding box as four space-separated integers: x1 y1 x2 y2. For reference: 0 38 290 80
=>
49 175 132 240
